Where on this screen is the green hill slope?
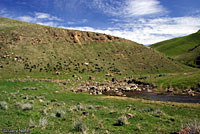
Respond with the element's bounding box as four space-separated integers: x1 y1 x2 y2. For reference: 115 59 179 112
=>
150 30 200 67
0 17 187 78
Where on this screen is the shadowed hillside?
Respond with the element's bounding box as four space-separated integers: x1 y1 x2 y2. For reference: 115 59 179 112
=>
0 17 187 78
150 30 200 68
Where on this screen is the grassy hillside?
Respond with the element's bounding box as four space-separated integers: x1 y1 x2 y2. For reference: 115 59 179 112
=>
150 30 200 67
0 17 188 79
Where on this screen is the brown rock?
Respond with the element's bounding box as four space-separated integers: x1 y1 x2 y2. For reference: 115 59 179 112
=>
51 99 57 102
126 113 134 118
54 71 61 75
89 76 96 80
92 92 97 95
166 88 173 93
82 112 89 116
72 74 76 77
53 103 61 107
81 88 88 92
104 87 111 92
95 106 104 109
116 92 123 96
147 89 152 92
54 91 59 93
177 126 191 134
63 82 67 85
136 88 142 92
105 72 113 77
97 91 102 95
112 78 119 82
125 87 131 91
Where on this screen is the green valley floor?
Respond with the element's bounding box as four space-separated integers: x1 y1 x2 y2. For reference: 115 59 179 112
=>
0 79 199 134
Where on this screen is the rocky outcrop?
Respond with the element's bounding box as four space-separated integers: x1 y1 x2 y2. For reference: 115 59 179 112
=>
72 77 200 97
73 77 155 96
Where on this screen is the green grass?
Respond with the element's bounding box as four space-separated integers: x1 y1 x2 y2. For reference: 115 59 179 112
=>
150 30 200 67
0 80 199 134
1 68 199 92
134 70 200 90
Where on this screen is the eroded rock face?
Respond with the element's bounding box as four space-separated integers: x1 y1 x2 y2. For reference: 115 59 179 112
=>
45 28 123 45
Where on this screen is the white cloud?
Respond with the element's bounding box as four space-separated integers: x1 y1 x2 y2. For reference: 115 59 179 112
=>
35 12 50 19
16 12 62 27
17 12 62 22
0 9 12 18
17 16 36 22
35 12 62 21
144 17 200 36
67 21 75 25
67 19 87 25
37 22 58 27
0 9 6 14
125 0 166 16
81 19 87 23
87 0 167 17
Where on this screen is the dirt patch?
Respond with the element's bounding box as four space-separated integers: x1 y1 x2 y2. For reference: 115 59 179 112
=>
99 96 200 107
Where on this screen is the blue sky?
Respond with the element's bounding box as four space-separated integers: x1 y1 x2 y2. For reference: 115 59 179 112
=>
0 0 200 45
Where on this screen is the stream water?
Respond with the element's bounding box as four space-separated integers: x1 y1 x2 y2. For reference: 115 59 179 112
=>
124 92 200 103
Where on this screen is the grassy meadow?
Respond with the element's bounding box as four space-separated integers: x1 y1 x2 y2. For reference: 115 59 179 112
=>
0 80 200 134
